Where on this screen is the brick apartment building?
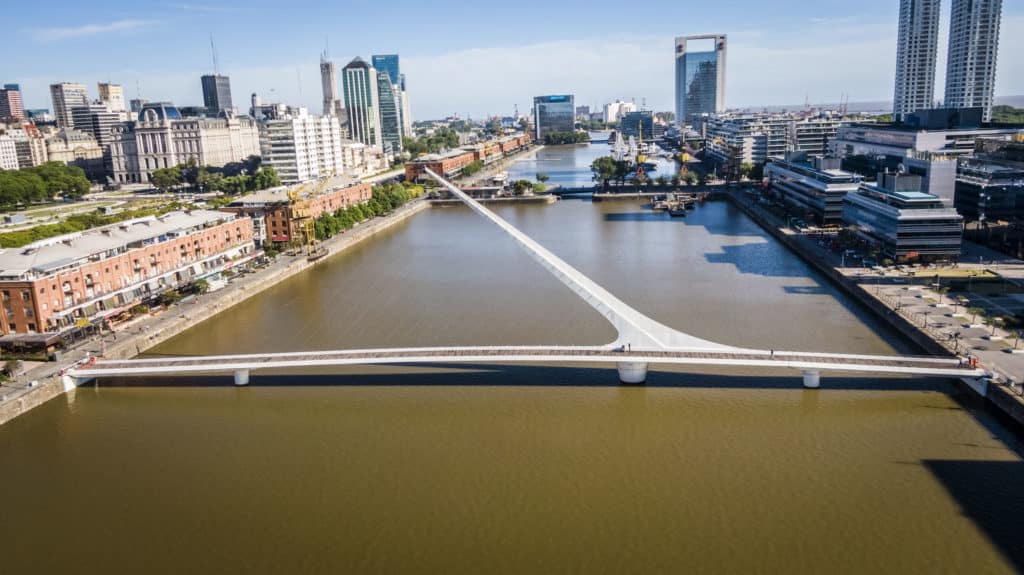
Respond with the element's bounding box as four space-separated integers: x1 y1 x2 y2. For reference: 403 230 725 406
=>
222 175 372 246
0 210 255 344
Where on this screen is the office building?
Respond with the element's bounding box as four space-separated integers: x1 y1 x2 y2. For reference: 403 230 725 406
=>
830 110 1019 202
944 0 1002 121
341 57 382 148
222 175 371 247
259 110 348 184
108 102 260 184
765 152 863 225
0 125 47 168
0 84 25 121
371 54 400 85
201 74 233 115
704 112 844 166
954 136 1024 222
603 100 636 124
71 103 121 148
533 95 575 140
842 172 963 261
0 211 254 339
97 83 127 113
893 0 940 119
399 74 412 138
376 73 402 155
50 82 89 128
675 35 727 127
620 111 665 140
0 136 18 170
320 52 345 118
372 54 412 140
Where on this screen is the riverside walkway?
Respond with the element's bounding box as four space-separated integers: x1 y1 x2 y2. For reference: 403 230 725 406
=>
68 171 989 387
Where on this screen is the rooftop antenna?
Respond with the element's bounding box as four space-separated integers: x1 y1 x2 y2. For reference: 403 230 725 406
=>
135 79 141 98
210 34 220 75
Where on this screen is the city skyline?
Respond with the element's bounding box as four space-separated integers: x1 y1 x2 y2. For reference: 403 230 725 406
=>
6 0 1023 120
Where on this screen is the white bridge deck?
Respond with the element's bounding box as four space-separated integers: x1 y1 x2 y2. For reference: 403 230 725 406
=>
68 170 989 386
71 345 984 379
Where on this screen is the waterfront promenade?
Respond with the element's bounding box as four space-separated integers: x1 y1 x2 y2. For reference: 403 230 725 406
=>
725 189 1024 423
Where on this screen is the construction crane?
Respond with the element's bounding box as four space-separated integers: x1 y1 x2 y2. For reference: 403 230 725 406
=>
288 172 336 259
287 181 315 256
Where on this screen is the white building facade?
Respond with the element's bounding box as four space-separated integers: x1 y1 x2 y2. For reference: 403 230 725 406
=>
108 103 260 184
893 0 940 119
259 112 348 184
944 0 1002 121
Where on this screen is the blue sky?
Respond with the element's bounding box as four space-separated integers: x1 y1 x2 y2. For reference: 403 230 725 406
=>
7 0 1023 119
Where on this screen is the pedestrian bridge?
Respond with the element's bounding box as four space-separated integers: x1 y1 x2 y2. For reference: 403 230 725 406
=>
67 169 988 388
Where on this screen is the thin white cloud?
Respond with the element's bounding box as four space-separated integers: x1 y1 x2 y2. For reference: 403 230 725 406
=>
163 3 234 13
29 19 156 42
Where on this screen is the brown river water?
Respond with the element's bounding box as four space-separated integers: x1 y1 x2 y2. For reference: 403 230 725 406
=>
1 165 1022 573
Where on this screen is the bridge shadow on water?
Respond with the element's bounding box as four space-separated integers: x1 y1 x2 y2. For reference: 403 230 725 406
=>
923 459 1024 571
98 363 960 393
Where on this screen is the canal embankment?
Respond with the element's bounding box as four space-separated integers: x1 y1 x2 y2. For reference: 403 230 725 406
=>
0 198 431 425
724 191 1024 428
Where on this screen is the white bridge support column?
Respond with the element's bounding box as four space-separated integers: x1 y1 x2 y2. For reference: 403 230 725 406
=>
618 362 648 384
233 369 250 386
802 369 821 389
61 374 93 392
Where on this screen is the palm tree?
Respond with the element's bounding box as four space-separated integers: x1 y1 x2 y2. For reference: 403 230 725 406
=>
984 316 1002 336
968 307 985 324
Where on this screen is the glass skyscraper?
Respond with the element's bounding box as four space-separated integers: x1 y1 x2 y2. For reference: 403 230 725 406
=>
533 95 575 140
376 72 402 155
342 57 381 148
201 74 233 115
371 55 400 86
674 35 727 128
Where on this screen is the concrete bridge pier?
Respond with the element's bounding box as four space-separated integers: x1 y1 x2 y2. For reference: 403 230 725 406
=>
617 362 648 384
233 369 250 386
61 374 94 392
802 369 821 389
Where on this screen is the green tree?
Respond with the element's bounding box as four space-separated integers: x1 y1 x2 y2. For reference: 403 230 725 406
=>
591 156 618 190
196 169 224 193
252 166 281 190
544 131 590 145
151 166 182 192
536 173 550 184
192 278 210 294
462 161 484 176
511 179 533 196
